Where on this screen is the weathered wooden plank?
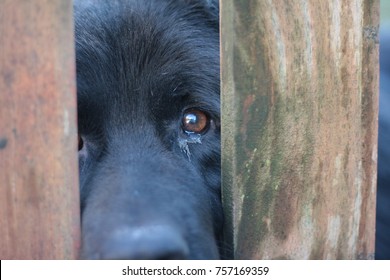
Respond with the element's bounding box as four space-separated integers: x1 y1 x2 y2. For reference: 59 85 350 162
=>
221 0 379 259
0 0 80 259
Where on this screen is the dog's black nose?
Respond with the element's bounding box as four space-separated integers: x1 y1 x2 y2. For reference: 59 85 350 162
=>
100 225 189 260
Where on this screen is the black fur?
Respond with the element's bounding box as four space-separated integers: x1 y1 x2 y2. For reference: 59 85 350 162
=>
74 0 222 259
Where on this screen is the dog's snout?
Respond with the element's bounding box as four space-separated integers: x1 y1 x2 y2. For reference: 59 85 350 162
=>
99 225 189 260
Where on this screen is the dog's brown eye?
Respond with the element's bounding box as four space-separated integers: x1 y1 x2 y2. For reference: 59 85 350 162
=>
78 135 84 151
182 109 209 134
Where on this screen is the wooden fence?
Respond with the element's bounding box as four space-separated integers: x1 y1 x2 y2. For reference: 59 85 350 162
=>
0 0 80 259
0 0 379 259
221 0 379 259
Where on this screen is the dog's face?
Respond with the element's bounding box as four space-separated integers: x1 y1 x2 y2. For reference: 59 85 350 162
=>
74 0 222 259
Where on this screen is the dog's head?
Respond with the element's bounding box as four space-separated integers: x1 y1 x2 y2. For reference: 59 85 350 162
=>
74 0 222 259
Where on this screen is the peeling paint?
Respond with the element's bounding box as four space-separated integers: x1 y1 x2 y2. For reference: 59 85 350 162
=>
330 0 341 67
333 154 342 187
326 216 341 252
298 204 315 259
300 0 313 78
268 0 287 93
348 161 363 254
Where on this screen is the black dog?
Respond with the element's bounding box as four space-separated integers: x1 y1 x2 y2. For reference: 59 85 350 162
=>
74 0 222 259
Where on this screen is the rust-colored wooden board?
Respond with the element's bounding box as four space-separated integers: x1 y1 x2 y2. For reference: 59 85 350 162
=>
221 0 379 259
0 0 80 259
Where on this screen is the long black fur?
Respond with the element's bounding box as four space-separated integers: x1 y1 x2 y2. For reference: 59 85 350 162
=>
74 0 222 259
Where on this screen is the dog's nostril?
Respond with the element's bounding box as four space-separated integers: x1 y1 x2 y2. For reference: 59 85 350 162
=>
100 226 189 260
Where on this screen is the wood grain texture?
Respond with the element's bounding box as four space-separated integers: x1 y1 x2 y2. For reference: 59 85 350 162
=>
221 0 379 259
0 0 80 259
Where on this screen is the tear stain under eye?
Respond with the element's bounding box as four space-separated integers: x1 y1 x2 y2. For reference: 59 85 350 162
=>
178 133 202 161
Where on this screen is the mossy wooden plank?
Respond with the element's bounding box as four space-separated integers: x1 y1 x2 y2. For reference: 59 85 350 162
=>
221 0 379 259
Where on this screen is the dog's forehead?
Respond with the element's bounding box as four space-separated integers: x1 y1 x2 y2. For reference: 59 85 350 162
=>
75 0 220 133
77 7 209 93
76 9 180 89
